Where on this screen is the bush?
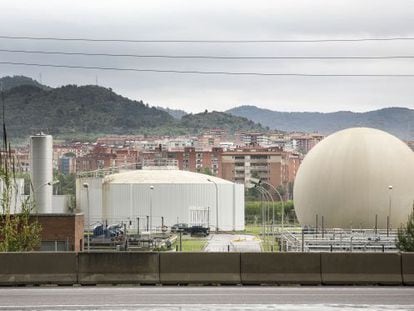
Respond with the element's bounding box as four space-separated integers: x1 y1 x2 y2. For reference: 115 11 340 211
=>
245 200 297 225
397 210 414 252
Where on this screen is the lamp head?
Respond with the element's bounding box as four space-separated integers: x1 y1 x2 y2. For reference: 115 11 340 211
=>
245 182 255 189
249 177 262 187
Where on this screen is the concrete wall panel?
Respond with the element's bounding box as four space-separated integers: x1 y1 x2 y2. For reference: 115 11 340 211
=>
321 253 402 285
78 252 159 284
0 252 77 285
160 252 241 284
241 253 321 284
402 252 414 285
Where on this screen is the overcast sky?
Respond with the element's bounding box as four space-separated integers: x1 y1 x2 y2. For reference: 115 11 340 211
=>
1 0 414 113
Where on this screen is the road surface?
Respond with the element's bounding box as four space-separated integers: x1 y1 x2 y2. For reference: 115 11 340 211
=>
0 287 413 310
204 234 261 252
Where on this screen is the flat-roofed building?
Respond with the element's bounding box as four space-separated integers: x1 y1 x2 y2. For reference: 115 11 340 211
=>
221 147 287 187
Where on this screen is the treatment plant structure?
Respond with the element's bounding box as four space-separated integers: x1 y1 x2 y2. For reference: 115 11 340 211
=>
76 169 245 232
293 127 414 230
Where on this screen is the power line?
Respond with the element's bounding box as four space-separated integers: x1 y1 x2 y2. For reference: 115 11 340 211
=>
1 61 414 77
1 35 414 43
1 48 414 60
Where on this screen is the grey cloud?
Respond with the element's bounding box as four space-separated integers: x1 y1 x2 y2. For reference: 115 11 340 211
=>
1 0 414 113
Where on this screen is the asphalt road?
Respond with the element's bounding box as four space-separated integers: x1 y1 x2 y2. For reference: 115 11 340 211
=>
0 287 413 310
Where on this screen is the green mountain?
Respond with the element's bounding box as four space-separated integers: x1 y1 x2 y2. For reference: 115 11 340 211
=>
2 84 173 138
0 77 267 138
156 106 188 119
180 110 267 134
0 75 49 91
227 105 414 140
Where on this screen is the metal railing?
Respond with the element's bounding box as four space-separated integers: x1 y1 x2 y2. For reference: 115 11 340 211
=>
278 227 399 252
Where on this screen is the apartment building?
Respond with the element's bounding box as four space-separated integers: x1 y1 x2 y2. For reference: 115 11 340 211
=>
291 133 324 154
58 155 76 175
239 132 270 147
220 147 286 186
167 147 223 176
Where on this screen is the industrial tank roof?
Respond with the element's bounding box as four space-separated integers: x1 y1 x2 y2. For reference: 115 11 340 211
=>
104 169 233 184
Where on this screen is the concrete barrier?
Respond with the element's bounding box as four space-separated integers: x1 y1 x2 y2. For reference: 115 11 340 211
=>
0 252 77 285
402 252 414 285
241 253 321 285
78 252 159 284
160 252 241 284
0 252 409 286
321 253 402 285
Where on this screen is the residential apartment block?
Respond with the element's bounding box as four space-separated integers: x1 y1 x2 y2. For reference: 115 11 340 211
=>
220 147 286 186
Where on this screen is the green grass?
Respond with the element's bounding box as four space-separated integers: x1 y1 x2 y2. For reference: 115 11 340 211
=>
173 236 207 252
243 225 264 236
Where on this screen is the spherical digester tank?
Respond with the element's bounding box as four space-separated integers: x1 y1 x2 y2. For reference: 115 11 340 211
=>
293 127 414 229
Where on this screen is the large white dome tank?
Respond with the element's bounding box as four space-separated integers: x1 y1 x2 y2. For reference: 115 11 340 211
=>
293 127 414 229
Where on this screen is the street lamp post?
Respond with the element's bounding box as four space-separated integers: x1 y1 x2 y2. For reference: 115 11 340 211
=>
255 187 266 244
32 179 59 199
261 181 285 231
207 178 219 232
388 185 393 235
136 217 140 237
256 186 274 250
248 178 283 231
150 185 154 237
82 182 90 251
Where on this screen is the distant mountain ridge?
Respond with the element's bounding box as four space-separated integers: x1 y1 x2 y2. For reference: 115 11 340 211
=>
0 76 265 139
3 84 173 137
156 106 188 119
0 75 50 91
226 105 414 140
181 110 266 133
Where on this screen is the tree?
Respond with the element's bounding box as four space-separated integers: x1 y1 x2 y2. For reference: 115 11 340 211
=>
396 209 414 252
0 92 42 252
276 185 286 199
202 167 213 176
54 171 76 196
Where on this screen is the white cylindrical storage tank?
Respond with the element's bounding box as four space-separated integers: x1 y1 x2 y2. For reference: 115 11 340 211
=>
30 134 53 213
76 170 245 231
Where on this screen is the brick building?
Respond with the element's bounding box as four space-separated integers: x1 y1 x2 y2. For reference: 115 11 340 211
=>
239 132 270 147
167 147 223 175
36 214 84 252
291 133 324 154
220 147 287 186
1 213 84 252
58 155 76 175
113 149 139 169
75 153 116 172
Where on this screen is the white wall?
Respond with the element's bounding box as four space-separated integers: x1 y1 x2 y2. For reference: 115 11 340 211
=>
52 195 72 213
77 178 245 231
76 177 103 226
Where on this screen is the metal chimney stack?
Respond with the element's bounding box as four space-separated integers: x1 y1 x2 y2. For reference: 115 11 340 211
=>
30 133 53 213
